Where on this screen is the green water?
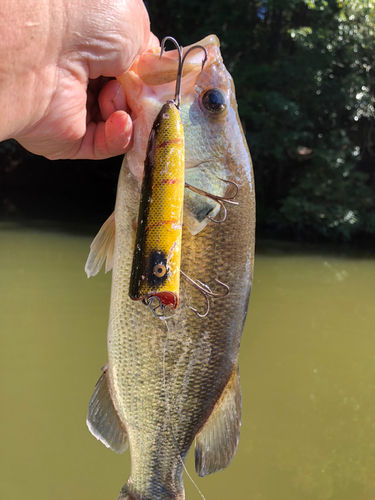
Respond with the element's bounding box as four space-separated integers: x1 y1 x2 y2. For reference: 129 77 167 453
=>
1 225 375 500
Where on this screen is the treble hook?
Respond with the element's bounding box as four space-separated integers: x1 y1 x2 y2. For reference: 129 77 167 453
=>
160 36 208 109
185 178 239 223
145 295 166 319
180 270 230 318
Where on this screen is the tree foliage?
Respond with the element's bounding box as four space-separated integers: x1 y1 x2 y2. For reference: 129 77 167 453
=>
1 0 375 242
148 0 375 241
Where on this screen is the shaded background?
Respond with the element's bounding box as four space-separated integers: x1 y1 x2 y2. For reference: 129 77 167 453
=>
1 2 375 500
1 0 375 243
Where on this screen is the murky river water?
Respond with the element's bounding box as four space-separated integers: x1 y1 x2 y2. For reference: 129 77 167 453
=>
1 224 375 500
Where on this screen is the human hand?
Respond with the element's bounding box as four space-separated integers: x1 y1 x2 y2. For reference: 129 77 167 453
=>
0 0 159 159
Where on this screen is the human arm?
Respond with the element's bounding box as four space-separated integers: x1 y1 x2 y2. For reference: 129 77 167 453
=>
0 0 158 159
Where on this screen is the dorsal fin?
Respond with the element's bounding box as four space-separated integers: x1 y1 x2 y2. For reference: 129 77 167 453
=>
85 212 115 277
195 366 241 476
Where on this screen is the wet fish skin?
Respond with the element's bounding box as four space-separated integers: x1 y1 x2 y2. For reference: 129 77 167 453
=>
86 35 255 500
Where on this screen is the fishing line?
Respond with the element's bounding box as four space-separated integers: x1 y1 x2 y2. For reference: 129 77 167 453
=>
160 316 207 500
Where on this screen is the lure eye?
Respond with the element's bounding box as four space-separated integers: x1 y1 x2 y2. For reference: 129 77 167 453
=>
201 89 227 114
153 264 166 278
147 250 168 287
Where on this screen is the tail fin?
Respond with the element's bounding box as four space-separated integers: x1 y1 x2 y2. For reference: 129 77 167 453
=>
118 482 185 500
118 484 136 500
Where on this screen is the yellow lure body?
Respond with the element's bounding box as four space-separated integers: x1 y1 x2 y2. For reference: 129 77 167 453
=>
129 101 184 309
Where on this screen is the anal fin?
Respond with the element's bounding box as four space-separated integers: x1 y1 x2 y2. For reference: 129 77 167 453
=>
85 212 115 277
195 365 241 476
86 368 128 454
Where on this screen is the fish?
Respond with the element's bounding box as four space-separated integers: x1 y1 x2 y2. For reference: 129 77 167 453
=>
85 34 255 500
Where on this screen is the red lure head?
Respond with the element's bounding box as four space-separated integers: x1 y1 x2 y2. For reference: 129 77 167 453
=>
147 291 178 310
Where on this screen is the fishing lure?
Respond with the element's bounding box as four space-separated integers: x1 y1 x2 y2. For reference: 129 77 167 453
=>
129 38 207 314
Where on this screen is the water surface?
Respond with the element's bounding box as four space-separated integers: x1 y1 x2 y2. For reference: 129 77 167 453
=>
1 226 375 500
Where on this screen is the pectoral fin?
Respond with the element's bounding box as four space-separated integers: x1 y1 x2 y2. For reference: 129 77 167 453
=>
183 189 220 235
195 366 241 476
86 369 128 454
184 163 230 235
85 212 115 277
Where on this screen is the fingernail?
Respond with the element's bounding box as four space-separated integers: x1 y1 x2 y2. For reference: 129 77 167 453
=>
124 116 132 135
112 83 125 111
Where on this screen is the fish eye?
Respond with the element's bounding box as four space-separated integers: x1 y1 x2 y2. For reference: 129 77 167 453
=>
201 89 227 114
153 264 166 278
